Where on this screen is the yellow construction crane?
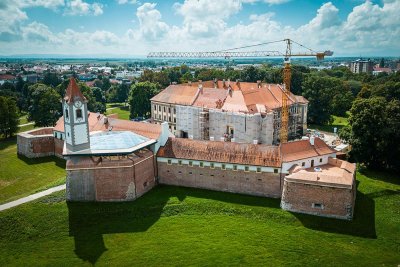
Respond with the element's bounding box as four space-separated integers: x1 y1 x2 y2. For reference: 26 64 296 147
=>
148 39 333 143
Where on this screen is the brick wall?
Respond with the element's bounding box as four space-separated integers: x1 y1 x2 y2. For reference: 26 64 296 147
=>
281 179 356 220
17 128 55 158
66 150 156 202
54 138 64 158
158 162 281 198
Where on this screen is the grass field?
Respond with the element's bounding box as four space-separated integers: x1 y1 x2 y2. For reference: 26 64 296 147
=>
0 170 398 266
309 114 349 133
106 106 130 120
0 138 66 204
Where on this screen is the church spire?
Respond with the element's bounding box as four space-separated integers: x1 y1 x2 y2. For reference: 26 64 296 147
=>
64 77 86 103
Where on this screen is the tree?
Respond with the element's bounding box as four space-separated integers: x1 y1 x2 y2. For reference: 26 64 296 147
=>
302 75 336 124
101 78 111 91
379 58 385 68
128 82 160 118
0 96 19 138
43 72 62 87
28 84 62 127
340 97 400 171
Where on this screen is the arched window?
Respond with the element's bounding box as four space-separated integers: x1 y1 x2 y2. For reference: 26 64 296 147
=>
76 108 82 119
65 108 69 119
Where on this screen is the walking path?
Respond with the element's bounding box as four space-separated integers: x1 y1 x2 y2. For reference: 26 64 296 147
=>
0 184 66 212
19 122 35 127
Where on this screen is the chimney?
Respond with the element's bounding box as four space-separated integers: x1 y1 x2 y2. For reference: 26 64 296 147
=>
103 116 108 124
188 81 192 86
213 78 217 88
310 136 315 146
257 80 261 88
222 79 226 88
198 83 203 94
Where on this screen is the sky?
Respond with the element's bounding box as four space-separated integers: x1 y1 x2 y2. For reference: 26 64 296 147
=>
0 0 399 57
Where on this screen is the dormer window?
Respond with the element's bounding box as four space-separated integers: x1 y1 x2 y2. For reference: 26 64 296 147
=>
76 108 82 119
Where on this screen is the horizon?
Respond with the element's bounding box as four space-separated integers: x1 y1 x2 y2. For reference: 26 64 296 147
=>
0 1 399 57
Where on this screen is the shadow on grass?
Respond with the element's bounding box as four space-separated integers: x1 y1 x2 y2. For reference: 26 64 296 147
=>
67 185 280 264
0 137 17 150
292 190 377 239
17 154 66 168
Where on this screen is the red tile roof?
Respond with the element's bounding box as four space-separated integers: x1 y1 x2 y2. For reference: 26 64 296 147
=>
0 74 16 80
157 137 281 167
152 80 307 113
53 112 162 140
280 137 336 162
64 77 86 103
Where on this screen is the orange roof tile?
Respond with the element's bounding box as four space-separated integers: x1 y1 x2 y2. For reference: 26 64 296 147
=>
192 88 227 108
150 84 198 105
157 137 281 167
53 112 101 132
64 77 86 103
280 137 336 162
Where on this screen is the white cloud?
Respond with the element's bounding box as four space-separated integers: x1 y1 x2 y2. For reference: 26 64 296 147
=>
1 0 399 56
117 0 137 4
64 0 103 16
135 3 169 40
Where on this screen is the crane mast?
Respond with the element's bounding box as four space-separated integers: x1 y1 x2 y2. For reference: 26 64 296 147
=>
147 39 333 143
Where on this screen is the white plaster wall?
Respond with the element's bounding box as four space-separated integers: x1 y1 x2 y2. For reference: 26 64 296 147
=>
282 153 336 173
74 124 89 145
65 125 72 144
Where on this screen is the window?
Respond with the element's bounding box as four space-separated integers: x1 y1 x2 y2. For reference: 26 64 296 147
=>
178 160 182 166
158 115 161 120
178 171 182 174
164 107 166 112
302 162 305 167
244 166 249 172
319 158 323 163
210 162 214 169
199 162 204 168
159 106 161 111
174 108 176 114
233 165 237 171
189 171 193 175
256 167 261 173
154 105 156 111
167 159 172 165
76 108 82 119
65 108 69 119
311 159 314 167
189 161 193 166
174 118 176 123
169 107 171 113
274 169 278 173
312 203 323 209
221 164 226 170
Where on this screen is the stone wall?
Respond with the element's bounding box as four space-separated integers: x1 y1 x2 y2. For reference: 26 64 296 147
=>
66 150 156 202
157 161 282 198
17 128 55 158
280 179 356 220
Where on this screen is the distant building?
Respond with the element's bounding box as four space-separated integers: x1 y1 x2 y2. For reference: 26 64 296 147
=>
151 80 308 145
372 65 392 75
349 59 374 74
0 74 16 85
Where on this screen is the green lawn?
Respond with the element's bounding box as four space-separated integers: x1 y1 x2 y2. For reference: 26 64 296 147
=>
0 138 66 204
309 113 349 133
0 170 398 266
106 106 130 120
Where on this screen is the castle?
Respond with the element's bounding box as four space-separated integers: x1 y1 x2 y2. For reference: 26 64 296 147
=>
17 78 356 220
150 80 308 144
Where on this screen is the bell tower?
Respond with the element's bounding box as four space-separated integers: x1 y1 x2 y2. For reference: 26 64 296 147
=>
63 77 90 152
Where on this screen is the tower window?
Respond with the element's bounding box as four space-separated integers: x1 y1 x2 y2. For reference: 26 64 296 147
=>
76 108 82 119
65 108 69 119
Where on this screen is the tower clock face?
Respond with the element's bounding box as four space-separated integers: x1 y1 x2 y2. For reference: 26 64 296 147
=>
74 100 82 108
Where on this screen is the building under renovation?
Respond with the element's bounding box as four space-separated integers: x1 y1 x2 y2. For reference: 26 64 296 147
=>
151 80 308 145
17 78 356 220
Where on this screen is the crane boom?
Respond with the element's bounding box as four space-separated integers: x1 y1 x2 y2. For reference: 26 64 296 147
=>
147 39 333 144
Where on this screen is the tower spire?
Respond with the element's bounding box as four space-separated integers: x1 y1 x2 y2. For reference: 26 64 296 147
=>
64 77 86 103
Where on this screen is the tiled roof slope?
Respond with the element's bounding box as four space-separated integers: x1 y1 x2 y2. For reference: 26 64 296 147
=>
64 77 86 103
53 113 162 140
151 80 308 113
157 137 281 167
280 138 336 162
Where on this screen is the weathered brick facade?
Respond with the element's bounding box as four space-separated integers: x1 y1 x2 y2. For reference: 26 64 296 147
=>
66 150 156 202
17 128 55 158
281 180 356 220
158 162 282 198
